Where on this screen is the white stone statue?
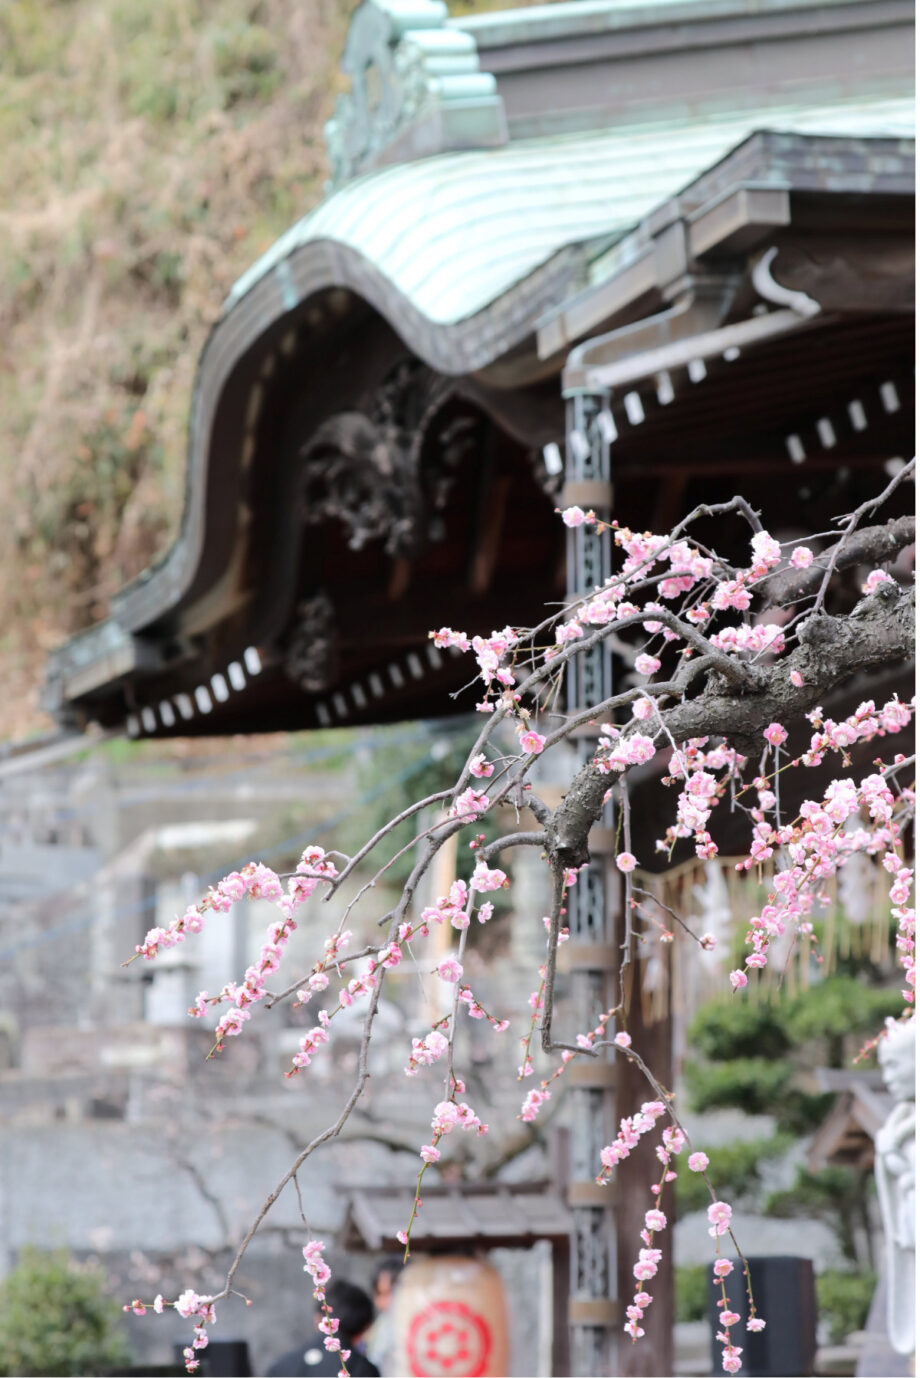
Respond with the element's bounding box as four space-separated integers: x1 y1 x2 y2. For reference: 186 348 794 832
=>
875 1016 916 1357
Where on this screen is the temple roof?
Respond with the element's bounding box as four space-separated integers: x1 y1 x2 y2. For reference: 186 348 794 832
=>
41 0 914 740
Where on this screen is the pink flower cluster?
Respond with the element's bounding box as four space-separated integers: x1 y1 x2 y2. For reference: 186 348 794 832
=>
749 530 783 574
421 879 470 929
405 1026 449 1076
458 985 510 1032
710 624 785 657
147 850 337 1047
736 758 914 1001
657 739 747 862
289 1015 331 1072
471 860 508 893
596 1100 667 1183
520 1085 551 1121
595 727 658 775
125 1290 217 1372
471 627 519 688
303 1241 350 1376
286 945 385 1076
800 696 912 767
706 1201 766 1374
431 1099 488 1138
437 956 463 983
622 1118 692 1341
450 787 490 819
863 568 895 594
518 1005 614 1121
430 627 471 652
712 577 752 612
211 905 300 1044
559 505 597 527
136 861 274 961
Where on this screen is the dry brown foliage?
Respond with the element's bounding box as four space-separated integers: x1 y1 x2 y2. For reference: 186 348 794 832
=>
0 0 559 740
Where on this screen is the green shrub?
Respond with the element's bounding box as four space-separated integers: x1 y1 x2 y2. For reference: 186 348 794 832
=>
675 1264 709 1323
766 1166 873 1267
687 1000 791 1062
785 978 903 1060
771 1088 837 1137
214 22 281 106
0 1247 130 1376
816 1270 877 1344
685 1057 793 1116
675 1133 793 1214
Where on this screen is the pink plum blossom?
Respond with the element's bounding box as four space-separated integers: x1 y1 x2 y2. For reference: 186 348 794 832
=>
862 568 895 594
451 788 489 819
560 506 596 527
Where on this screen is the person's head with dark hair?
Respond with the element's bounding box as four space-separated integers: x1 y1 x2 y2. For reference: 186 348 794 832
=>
266 1278 380 1377
371 1256 405 1313
318 1279 375 1343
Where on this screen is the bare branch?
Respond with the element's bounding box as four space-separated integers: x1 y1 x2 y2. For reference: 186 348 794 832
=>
813 460 915 611
763 514 915 606
328 787 454 894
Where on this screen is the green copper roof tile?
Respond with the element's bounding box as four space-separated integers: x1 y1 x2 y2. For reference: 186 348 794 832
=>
225 94 913 327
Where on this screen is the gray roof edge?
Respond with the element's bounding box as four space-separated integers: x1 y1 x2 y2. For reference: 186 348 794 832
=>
451 0 908 47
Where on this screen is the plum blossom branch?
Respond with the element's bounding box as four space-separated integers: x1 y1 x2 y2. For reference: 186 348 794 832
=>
120 474 913 1366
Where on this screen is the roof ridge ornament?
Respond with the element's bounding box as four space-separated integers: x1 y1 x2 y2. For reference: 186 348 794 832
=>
324 0 507 190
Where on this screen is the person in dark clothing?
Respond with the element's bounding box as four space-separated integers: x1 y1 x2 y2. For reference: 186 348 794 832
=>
265 1280 380 1377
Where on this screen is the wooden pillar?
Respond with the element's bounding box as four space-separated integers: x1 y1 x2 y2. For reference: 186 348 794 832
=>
551 1235 573 1377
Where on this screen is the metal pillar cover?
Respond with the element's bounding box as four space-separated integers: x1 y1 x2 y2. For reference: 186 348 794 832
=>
563 389 618 1376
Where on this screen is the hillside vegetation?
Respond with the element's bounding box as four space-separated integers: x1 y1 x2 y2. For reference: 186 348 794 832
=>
0 0 552 741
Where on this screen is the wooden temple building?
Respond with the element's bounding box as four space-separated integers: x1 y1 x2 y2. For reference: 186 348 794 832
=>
44 1 914 1373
